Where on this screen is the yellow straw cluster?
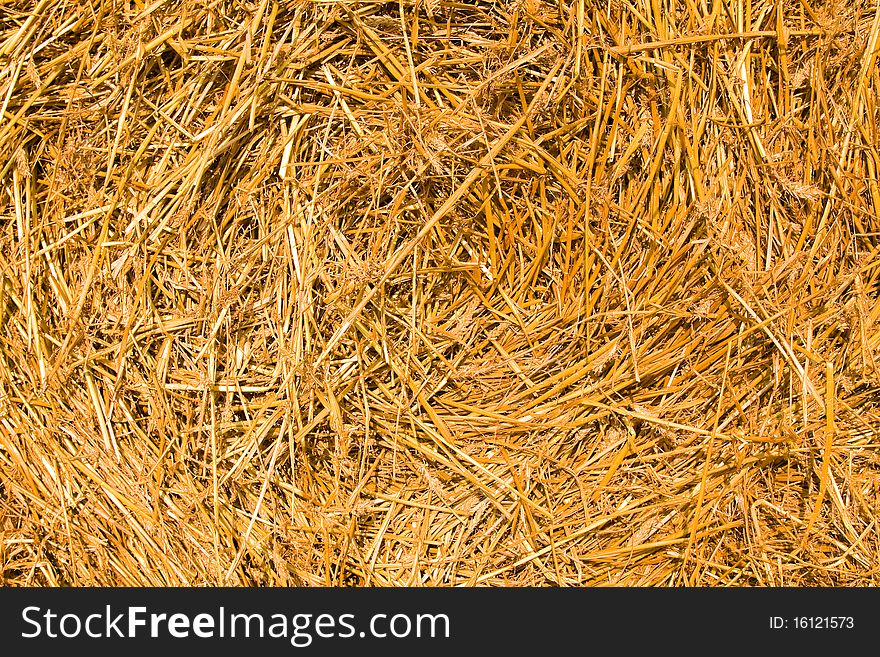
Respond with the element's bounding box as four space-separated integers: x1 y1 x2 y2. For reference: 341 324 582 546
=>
1 0 879 585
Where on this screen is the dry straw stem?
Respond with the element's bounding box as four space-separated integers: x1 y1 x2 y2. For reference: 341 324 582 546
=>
1 0 880 586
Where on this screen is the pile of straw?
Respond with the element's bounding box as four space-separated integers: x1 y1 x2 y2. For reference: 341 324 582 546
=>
1 0 879 586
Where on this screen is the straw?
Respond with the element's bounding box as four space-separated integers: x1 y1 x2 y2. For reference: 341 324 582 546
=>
1 0 879 586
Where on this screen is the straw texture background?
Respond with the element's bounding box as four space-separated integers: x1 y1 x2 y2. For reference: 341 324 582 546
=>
2 0 880 585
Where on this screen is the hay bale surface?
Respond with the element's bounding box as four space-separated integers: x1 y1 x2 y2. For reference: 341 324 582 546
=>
1 0 879 585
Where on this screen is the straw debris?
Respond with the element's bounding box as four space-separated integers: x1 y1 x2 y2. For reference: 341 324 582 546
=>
1 0 880 586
